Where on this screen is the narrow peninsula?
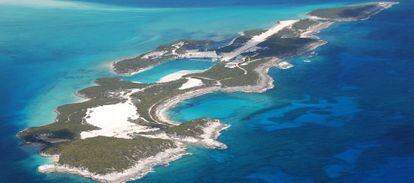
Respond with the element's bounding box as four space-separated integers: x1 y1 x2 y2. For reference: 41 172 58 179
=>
18 2 398 182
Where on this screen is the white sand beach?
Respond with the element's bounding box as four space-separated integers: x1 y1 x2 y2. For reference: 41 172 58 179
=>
154 57 281 126
25 1 402 181
179 77 203 90
39 144 188 183
220 20 298 61
80 90 157 139
158 70 205 82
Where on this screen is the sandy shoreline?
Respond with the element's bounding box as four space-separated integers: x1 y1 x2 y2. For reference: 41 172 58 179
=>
39 144 188 183
221 20 298 61
159 70 206 83
154 57 279 125
30 3 399 180
37 18 329 182
321 2 399 22
153 18 333 125
141 119 231 149
80 89 160 139
37 119 229 182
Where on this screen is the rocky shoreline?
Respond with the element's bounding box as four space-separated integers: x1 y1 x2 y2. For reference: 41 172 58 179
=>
18 2 398 182
38 144 188 183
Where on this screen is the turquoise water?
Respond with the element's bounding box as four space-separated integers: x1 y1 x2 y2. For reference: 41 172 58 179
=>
125 58 214 83
1 0 414 182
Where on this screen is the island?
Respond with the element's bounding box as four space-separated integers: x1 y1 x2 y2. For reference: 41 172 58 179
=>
17 2 398 182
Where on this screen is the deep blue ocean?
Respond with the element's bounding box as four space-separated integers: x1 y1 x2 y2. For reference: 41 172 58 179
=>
1 0 413 182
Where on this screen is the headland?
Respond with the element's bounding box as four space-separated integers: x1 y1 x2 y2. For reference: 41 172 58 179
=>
17 2 398 182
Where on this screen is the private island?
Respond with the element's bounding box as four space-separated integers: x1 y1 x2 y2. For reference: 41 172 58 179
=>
18 2 397 182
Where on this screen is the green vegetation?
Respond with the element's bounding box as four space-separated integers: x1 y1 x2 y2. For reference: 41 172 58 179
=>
17 15 327 177
57 136 176 174
133 79 188 124
256 37 318 58
133 77 216 124
112 41 180 75
216 29 265 53
274 18 321 38
292 19 320 30
78 78 146 99
309 3 384 20
112 57 161 75
18 3 395 178
165 118 211 137
175 39 217 53
18 122 95 144
18 77 146 145
191 63 244 82
113 39 218 75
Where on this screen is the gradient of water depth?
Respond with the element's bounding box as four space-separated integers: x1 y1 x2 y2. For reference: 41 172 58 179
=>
1 0 413 182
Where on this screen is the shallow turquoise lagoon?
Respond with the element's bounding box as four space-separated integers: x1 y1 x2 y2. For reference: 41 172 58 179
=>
125 58 214 83
1 0 414 182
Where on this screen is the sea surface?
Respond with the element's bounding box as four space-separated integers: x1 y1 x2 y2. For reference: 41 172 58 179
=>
1 0 413 182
